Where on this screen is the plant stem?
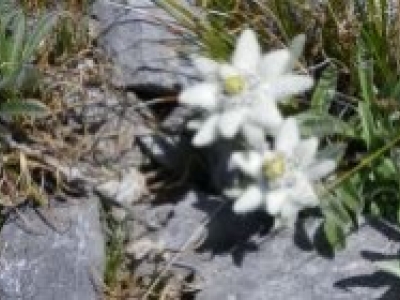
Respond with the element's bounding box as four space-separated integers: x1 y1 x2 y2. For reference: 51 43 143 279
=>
325 131 400 192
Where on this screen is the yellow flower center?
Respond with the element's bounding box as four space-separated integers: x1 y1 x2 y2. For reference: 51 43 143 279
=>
223 75 245 95
262 153 286 180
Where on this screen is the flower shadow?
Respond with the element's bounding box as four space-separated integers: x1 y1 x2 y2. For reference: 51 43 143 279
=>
333 219 400 300
293 209 338 258
192 196 273 266
334 271 400 300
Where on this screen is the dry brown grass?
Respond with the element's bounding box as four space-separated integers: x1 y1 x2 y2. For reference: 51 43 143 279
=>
20 0 89 13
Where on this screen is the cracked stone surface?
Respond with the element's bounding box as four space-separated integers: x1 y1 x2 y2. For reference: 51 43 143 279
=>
0 197 104 300
149 191 400 300
91 0 198 96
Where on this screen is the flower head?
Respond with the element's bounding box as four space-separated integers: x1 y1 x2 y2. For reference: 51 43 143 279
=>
230 118 336 226
179 29 314 148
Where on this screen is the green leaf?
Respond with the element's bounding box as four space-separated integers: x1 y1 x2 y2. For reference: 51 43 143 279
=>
323 214 346 250
0 9 55 95
22 13 57 64
389 79 400 99
327 195 352 225
154 0 199 31
356 38 375 104
10 11 25 74
0 12 16 65
370 201 381 216
0 100 48 117
336 180 363 214
297 111 355 138
311 65 338 112
397 205 400 224
358 101 375 149
375 158 398 179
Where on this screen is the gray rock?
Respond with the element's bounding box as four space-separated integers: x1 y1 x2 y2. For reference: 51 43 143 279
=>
195 225 400 300
0 197 105 300
86 90 147 168
95 168 147 207
126 219 149 241
91 0 198 96
153 191 400 300
156 191 210 251
65 85 147 173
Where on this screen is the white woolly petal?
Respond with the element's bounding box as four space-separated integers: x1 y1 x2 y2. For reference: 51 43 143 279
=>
259 49 291 79
278 202 301 227
288 172 319 206
265 189 290 216
263 75 314 101
233 184 264 213
231 151 263 179
192 115 219 146
248 98 283 134
223 186 245 199
294 137 319 168
179 83 219 110
306 159 336 181
219 63 240 81
276 118 300 157
285 34 306 72
218 108 248 139
186 119 203 130
241 123 269 151
191 55 219 80
232 29 261 74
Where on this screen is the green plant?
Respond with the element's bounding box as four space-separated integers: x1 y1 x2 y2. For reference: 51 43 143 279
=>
159 0 400 252
104 219 126 289
47 12 91 63
0 6 56 116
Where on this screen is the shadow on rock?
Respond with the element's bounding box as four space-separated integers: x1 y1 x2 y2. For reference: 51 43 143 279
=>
293 209 337 259
334 219 400 300
193 195 274 266
334 271 400 300
368 218 400 243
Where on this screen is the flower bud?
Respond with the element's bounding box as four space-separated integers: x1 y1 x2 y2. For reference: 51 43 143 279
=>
223 75 245 95
262 154 285 180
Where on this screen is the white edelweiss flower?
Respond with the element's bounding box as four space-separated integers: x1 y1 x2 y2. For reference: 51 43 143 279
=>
181 29 272 149
230 118 336 226
180 29 314 148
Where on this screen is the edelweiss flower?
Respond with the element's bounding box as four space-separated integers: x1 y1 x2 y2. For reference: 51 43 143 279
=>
179 29 314 148
230 118 336 226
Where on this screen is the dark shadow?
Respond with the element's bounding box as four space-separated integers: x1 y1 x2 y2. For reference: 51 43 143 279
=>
192 195 273 266
333 218 400 299
293 209 337 258
368 218 400 243
361 251 400 262
128 83 179 101
293 208 321 252
335 271 400 300
231 242 259 266
312 223 336 259
293 217 314 251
